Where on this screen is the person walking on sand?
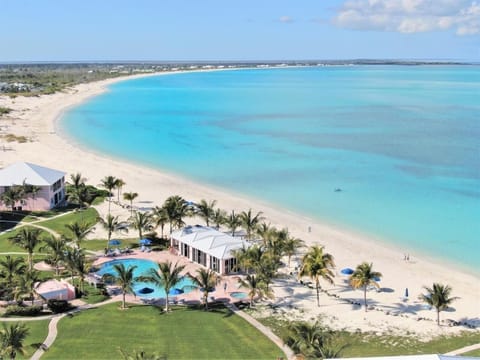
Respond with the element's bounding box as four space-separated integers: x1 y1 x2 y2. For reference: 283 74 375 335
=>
223 282 227 293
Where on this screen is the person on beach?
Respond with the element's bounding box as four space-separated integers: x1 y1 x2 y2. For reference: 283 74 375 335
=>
223 282 227 293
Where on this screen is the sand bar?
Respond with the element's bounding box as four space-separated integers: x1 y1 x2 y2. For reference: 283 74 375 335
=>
1 71 479 337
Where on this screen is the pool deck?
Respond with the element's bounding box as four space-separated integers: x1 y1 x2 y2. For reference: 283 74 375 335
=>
93 248 248 305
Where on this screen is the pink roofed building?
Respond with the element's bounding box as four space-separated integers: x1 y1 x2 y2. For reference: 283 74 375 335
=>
0 162 66 211
35 279 76 301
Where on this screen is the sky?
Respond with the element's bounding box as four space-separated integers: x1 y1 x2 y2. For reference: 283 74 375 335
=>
1 0 479 62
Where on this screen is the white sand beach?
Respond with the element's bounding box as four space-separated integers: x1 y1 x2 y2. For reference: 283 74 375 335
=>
1 72 479 338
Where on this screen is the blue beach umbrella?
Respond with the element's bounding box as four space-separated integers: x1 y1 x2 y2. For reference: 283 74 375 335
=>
340 268 354 275
139 238 152 245
169 288 184 295
373 276 381 282
108 239 121 246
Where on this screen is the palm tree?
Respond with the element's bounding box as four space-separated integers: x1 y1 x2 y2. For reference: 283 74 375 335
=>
69 172 86 190
211 208 227 230
239 209 264 240
130 211 153 240
349 262 382 312
0 256 26 293
39 236 66 276
153 206 168 239
9 228 42 271
299 245 335 307
24 184 41 211
100 175 118 215
100 214 123 250
13 269 40 305
139 261 185 312
64 248 89 293
67 173 87 207
420 283 459 325
238 274 273 308
225 210 241 237
103 263 138 309
285 320 345 359
64 221 93 248
196 199 217 227
115 178 126 203
162 196 191 234
283 236 305 268
187 268 218 310
0 185 24 212
123 192 139 218
0 323 29 360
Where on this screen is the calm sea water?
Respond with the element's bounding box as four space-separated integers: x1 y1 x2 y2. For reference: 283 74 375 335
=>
62 66 480 273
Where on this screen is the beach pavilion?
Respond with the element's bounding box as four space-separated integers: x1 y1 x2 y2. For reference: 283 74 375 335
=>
0 162 66 211
170 225 250 275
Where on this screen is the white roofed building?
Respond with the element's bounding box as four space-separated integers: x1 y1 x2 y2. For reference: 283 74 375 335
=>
0 162 66 211
171 225 250 275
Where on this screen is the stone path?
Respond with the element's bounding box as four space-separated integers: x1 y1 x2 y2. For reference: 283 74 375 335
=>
225 303 294 360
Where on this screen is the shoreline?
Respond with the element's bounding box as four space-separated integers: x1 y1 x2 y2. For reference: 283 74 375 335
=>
1 69 479 336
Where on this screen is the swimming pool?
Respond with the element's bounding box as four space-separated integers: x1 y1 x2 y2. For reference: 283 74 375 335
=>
230 291 248 299
96 258 195 299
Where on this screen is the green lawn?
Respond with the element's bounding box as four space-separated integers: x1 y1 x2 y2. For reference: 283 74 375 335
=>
0 320 49 359
0 226 51 253
35 207 99 235
43 303 284 359
463 349 480 356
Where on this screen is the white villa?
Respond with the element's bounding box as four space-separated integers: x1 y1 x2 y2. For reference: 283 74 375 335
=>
0 162 66 211
170 225 250 275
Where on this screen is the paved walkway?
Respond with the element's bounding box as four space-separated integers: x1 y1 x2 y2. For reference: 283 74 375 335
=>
225 303 294 360
444 343 480 355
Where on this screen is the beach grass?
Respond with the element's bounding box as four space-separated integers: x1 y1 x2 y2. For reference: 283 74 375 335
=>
42 302 283 360
0 320 49 359
258 316 480 356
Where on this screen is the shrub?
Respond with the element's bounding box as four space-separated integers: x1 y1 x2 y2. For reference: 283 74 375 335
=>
5 305 42 316
47 299 74 314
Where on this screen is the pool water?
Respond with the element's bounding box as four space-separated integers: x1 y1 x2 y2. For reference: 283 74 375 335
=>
96 258 195 298
230 291 248 299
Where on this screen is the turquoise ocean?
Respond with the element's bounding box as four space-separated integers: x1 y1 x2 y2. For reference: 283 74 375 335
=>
61 66 480 274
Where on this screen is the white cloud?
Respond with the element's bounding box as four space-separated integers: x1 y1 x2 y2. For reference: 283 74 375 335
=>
333 0 480 35
279 16 294 23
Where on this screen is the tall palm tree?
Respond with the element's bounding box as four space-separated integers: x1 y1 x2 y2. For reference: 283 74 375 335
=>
211 208 227 230
64 221 93 248
100 214 123 250
139 261 185 312
103 263 138 309
162 196 191 234
299 245 335 307
100 175 118 215
69 172 86 190
67 173 87 207
130 211 153 240
123 192 139 218
196 199 217 227
349 262 382 312
283 236 305 268
225 210 241 237
66 248 89 294
115 178 126 203
13 269 40 305
420 283 459 325
239 209 264 241
153 206 168 239
187 268 218 310
9 227 42 271
256 222 272 242
238 274 273 308
0 256 26 293
24 184 41 211
39 236 66 276
0 323 29 360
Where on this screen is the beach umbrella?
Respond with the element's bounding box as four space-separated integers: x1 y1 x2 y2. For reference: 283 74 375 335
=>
169 288 184 295
108 239 121 246
340 268 354 275
373 276 381 282
139 238 152 245
138 287 154 294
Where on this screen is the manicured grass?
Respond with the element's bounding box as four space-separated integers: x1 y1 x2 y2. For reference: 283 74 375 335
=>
0 226 51 253
463 349 480 356
82 238 140 252
0 320 49 359
35 207 99 235
43 303 284 359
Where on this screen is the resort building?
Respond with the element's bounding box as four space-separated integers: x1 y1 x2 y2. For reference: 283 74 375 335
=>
170 225 250 275
0 162 66 211
35 279 76 301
